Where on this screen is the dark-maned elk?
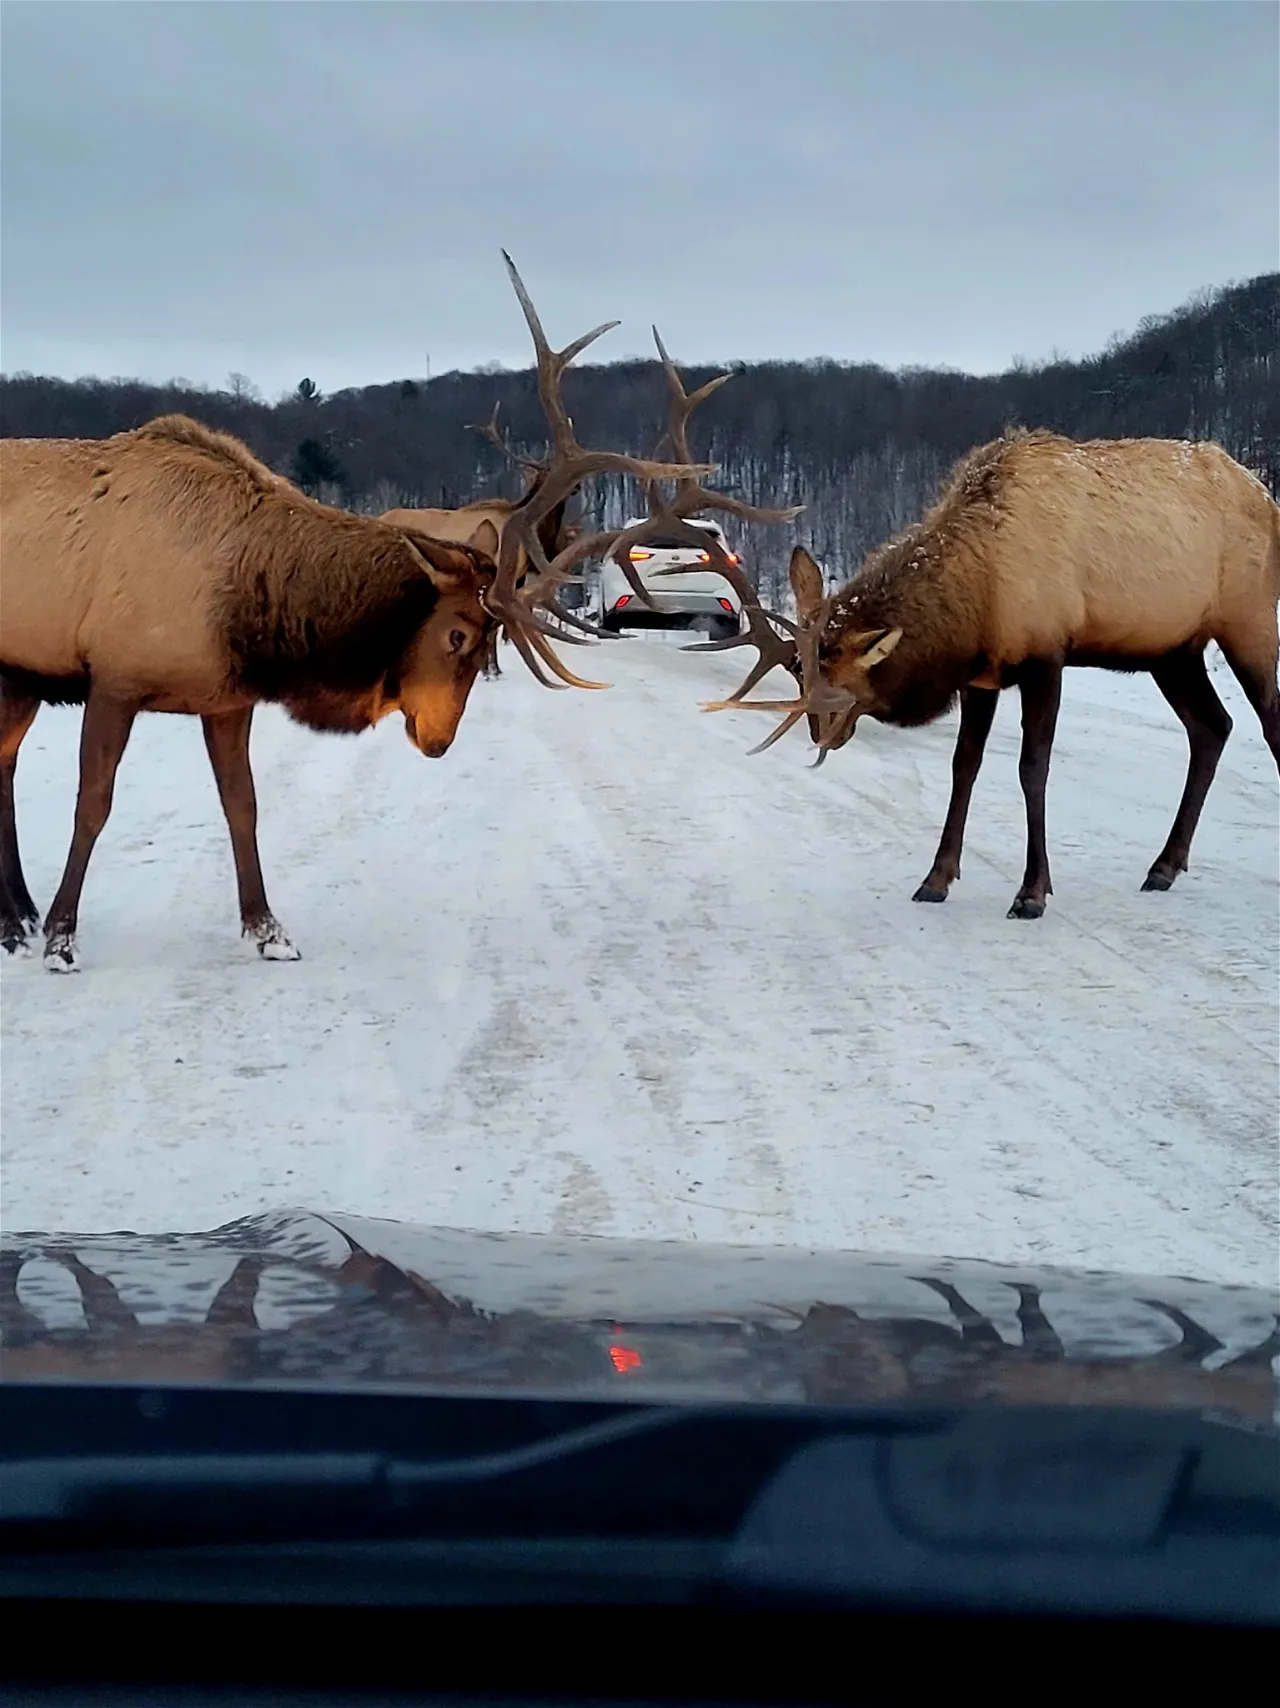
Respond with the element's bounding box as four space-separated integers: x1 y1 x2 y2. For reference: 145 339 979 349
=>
0 255 728 971
695 429 1280 918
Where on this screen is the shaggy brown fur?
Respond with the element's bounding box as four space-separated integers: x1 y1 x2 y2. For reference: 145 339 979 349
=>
0 415 500 968
787 429 1280 918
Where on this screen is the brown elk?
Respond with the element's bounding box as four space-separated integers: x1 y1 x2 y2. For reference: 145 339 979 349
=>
0 254 724 971
698 429 1280 918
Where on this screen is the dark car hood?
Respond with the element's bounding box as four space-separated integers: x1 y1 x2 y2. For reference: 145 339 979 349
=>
2 1210 1276 1428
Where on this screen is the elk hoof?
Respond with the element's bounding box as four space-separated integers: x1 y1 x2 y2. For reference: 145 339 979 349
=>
259 937 301 963
43 931 80 972
1 929 33 958
1141 869 1176 892
912 882 950 904
246 918 301 962
1007 896 1046 921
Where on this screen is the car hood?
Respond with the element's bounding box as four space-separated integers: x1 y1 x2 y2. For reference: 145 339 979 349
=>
3 1210 1276 1428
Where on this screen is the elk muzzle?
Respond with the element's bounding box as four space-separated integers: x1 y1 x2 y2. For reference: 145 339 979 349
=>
821 706 860 751
401 695 463 758
405 715 451 759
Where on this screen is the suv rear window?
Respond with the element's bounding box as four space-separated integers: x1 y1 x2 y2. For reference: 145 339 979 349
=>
632 534 725 551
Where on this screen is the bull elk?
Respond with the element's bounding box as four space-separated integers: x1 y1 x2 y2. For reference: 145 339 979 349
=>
699 429 1280 918
0 254 733 970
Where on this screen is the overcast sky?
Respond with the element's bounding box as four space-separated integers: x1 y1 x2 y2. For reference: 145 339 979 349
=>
2 1 1276 397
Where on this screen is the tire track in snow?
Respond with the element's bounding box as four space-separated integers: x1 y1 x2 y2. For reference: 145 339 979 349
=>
2 641 1276 1285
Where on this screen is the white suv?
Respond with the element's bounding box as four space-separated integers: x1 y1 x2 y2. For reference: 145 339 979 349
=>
599 517 743 641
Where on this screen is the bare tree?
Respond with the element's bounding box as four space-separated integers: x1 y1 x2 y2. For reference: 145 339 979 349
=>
226 372 262 406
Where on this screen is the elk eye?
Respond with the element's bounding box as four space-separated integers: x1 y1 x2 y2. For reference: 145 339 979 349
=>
448 629 468 655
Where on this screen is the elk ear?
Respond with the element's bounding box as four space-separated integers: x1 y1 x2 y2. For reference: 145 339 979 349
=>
467 518 501 558
401 534 475 589
789 546 825 620
851 627 903 669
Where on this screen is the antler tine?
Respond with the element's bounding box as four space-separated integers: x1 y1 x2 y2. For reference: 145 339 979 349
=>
652 327 804 531
486 454 720 667
651 329 806 688
626 325 830 732
500 249 619 373
699 602 859 756
652 327 732 486
481 520 633 691
467 401 548 483
500 500 623 640
501 249 618 461
685 605 800 702
500 256 720 550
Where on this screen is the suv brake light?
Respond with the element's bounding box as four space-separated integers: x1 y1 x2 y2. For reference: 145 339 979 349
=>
614 594 632 609
717 598 735 613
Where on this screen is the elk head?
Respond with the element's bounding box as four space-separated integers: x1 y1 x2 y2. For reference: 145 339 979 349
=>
786 547 902 754
696 544 891 765
392 521 502 757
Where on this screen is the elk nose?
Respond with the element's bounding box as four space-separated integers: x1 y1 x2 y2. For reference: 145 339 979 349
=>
404 710 450 758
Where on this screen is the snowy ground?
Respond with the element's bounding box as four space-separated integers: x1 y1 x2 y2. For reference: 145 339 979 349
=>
2 638 1277 1288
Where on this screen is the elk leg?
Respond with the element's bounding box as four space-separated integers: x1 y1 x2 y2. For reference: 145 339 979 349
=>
0 677 41 953
1008 659 1062 920
1143 648 1233 891
1218 638 1280 770
43 688 140 971
913 686 999 903
201 707 299 960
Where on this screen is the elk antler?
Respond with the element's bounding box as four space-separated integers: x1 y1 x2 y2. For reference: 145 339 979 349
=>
483 251 723 689
467 401 549 490
617 328 804 698
610 328 845 751
469 400 600 641
700 612 860 758
632 335 864 757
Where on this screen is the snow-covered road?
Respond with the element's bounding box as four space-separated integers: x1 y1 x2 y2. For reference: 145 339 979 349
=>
2 638 1276 1287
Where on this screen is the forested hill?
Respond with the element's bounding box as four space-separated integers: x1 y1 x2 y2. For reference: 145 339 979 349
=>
3 272 1276 595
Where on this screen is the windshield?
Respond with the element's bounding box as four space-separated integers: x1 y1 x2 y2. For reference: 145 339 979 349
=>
1 0 1276 1455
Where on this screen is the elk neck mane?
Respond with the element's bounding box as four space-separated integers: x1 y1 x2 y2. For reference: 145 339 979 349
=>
125 417 480 704
133 413 287 494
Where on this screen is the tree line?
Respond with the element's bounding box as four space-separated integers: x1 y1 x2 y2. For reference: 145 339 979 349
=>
3 273 1275 602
